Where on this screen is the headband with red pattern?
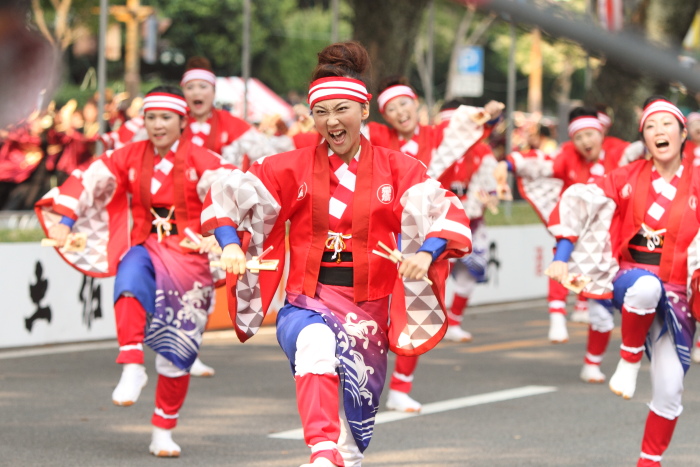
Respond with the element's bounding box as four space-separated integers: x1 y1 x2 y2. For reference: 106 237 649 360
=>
142 92 188 117
639 100 686 131
307 77 372 109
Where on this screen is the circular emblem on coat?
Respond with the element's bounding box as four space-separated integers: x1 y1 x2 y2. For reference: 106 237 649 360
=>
297 182 308 200
186 167 198 182
128 168 136 182
377 184 394 204
620 183 632 199
690 195 698 211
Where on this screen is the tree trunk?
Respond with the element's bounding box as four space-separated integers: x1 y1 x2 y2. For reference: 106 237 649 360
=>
585 0 700 140
349 0 430 115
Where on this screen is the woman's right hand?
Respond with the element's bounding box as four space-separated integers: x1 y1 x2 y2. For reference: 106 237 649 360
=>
546 260 569 284
220 243 247 278
48 223 71 248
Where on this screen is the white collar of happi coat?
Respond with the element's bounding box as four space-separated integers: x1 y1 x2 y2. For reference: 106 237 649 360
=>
154 140 179 169
399 126 420 156
328 145 361 180
190 120 211 135
151 141 179 195
651 164 683 195
327 145 361 253
157 140 178 158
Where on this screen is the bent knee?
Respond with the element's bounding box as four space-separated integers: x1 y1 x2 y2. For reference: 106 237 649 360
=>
295 323 339 376
624 275 662 312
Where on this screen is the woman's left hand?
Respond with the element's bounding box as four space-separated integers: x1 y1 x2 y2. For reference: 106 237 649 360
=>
198 235 222 254
399 251 433 281
484 100 505 120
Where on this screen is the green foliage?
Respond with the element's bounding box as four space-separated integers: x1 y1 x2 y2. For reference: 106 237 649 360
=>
263 3 353 94
0 229 45 243
142 0 355 96
484 200 541 226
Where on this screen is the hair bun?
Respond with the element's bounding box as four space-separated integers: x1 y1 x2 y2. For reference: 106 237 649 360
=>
312 41 370 83
185 56 213 72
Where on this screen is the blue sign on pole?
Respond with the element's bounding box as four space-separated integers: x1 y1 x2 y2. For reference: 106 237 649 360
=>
452 45 484 97
457 46 484 74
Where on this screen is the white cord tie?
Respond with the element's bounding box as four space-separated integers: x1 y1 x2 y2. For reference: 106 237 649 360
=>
641 223 666 251
325 231 352 262
151 206 175 243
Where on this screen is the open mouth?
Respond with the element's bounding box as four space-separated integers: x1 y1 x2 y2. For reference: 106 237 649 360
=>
193 100 204 107
328 129 346 145
655 139 669 149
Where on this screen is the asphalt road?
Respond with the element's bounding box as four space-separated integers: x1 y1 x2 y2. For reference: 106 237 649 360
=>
2 298 699 467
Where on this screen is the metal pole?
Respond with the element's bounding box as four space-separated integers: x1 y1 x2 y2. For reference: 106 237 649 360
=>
584 0 592 91
96 0 108 154
506 21 516 155
505 20 516 218
242 0 251 122
426 0 435 120
331 0 339 43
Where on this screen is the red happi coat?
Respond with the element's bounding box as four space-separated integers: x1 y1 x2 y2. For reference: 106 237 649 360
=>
437 142 493 200
595 158 699 286
202 137 473 355
552 139 628 191
683 140 700 167
509 137 630 223
548 158 700 298
35 139 235 278
366 121 441 167
182 108 252 155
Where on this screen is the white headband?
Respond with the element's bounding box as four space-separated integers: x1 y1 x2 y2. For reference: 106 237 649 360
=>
568 117 603 138
307 77 371 109
181 69 216 87
687 112 700 124
597 112 612 129
142 93 188 116
377 85 417 113
639 100 686 131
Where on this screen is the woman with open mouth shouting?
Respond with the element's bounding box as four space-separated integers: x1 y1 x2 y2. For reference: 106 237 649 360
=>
201 41 472 467
495 106 641 385
547 96 700 466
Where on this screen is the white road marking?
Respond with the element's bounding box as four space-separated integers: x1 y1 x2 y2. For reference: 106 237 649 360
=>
268 385 557 440
0 341 117 360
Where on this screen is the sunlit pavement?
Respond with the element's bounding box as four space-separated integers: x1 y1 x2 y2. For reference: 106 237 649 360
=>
2 298 699 466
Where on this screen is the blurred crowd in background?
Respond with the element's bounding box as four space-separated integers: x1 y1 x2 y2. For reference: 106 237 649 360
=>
0 93 559 211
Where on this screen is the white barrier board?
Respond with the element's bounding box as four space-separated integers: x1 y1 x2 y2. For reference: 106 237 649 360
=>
0 243 116 349
0 224 553 349
447 224 553 306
